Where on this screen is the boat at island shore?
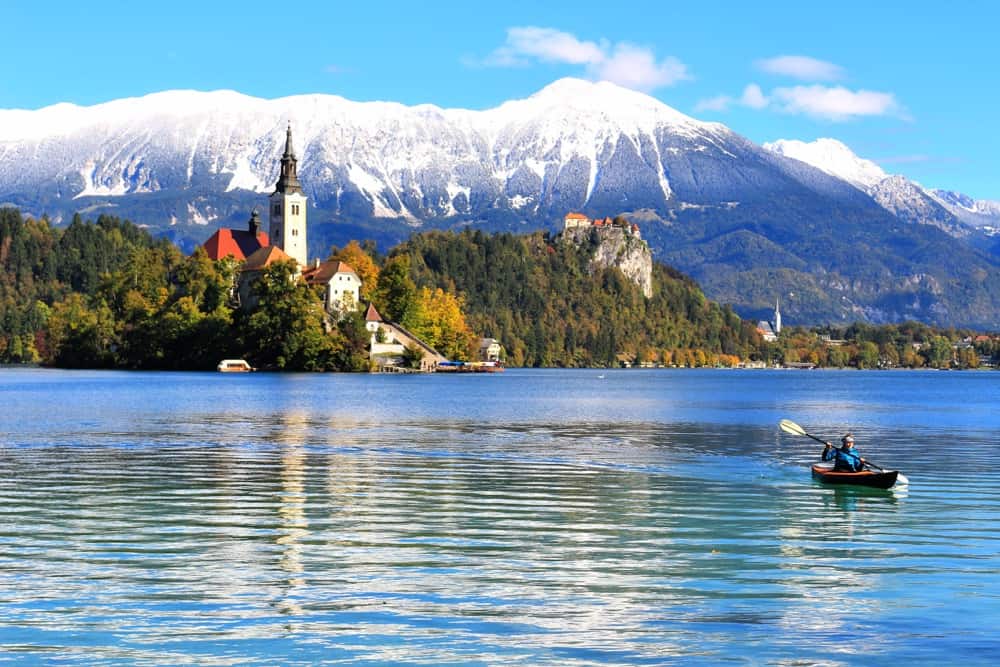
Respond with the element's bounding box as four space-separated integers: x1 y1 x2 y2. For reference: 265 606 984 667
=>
217 359 255 373
811 463 899 489
436 360 504 373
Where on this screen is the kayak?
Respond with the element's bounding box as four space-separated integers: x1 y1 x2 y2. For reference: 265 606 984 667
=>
811 463 899 489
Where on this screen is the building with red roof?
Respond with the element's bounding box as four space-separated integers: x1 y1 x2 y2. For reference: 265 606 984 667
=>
301 259 362 313
236 245 294 310
201 209 269 261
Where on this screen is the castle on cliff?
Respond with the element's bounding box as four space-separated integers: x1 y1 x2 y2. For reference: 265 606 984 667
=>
559 212 652 298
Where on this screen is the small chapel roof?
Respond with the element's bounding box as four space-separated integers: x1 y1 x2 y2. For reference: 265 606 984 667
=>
364 302 383 322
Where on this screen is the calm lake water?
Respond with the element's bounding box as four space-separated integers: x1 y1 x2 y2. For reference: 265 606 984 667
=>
1 367 998 665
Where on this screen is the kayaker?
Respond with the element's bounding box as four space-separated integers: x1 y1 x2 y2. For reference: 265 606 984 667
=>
821 434 866 472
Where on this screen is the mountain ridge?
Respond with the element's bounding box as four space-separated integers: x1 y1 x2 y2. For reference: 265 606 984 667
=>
2 78 999 328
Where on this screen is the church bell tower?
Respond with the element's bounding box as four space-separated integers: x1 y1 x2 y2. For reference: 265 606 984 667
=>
269 123 308 267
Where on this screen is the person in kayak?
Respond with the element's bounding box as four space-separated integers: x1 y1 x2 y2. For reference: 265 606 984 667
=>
822 434 866 472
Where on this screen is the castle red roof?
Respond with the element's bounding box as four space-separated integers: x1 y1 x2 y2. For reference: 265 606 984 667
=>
564 212 589 220
202 228 269 261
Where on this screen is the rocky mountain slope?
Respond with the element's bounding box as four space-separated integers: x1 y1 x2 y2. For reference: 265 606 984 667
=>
2 79 999 328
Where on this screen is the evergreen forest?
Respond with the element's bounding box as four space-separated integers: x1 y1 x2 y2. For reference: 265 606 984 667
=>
0 207 997 371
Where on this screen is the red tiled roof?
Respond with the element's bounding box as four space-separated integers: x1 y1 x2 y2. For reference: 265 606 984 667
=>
202 228 269 261
364 302 383 322
242 245 293 271
301 260 359 285
564 212 589 220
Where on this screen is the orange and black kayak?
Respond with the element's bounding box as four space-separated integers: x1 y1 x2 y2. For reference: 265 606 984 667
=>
811 463 899 489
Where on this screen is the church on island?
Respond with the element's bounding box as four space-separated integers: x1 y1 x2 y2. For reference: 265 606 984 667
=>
200 124 449 371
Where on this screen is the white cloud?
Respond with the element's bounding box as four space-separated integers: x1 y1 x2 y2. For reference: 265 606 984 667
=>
694 83 768 113
772 85 902 121
500 26 605 66
590 43 689 91
693 82 903 122
740 83 769 109
694 94 733 112
756 55 845 81
480 26 690 92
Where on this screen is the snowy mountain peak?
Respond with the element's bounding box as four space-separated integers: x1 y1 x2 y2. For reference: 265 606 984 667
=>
763 138 887 190
481 77 719 140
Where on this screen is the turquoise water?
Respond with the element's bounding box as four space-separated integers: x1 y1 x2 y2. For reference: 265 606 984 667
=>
0 368 998 665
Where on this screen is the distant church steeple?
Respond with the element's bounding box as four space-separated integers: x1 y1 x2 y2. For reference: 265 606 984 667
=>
774 298 782 334
268 122 308 266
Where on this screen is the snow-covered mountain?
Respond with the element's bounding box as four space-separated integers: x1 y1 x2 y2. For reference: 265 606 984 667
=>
763 138 972 237
927 189 1000 233
2 79 999 327
0 79 740 225
762 138 887 190
0 78 880 231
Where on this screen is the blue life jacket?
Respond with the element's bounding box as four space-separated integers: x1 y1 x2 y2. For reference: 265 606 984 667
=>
823 445 864 472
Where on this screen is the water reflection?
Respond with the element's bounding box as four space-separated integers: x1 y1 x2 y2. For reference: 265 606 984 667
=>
0 370 998 665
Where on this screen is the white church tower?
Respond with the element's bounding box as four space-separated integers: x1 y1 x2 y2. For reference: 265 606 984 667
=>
269 123 308 267
774 298 782 335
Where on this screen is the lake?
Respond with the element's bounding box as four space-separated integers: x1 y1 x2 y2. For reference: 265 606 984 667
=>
1 368 998 665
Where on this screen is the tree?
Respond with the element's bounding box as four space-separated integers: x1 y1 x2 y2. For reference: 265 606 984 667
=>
332 310 371 371
241 261 337 371
404 286 477 360
857 341 879 369
401 343 424 369
925 336 953 369
45 294 116 368
374 254 416 323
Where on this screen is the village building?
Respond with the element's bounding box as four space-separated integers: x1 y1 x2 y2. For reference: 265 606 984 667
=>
236 245 294 310
302 260 361 313
479 337 503 362
202 209 269 261
365 303 446 372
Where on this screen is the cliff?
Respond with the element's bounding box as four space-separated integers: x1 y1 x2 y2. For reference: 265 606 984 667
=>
562 226 653 298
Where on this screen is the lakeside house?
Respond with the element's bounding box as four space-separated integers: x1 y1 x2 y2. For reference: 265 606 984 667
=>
479 338 503 362
365 303 446 372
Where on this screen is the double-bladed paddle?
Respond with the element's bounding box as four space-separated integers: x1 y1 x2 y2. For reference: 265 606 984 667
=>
779 419 909 484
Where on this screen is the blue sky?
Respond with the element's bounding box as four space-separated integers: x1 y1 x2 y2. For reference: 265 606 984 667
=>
3 0 997 198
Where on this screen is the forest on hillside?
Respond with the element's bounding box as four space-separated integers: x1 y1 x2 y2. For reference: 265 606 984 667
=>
394 229 758 367
0 208 996 371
